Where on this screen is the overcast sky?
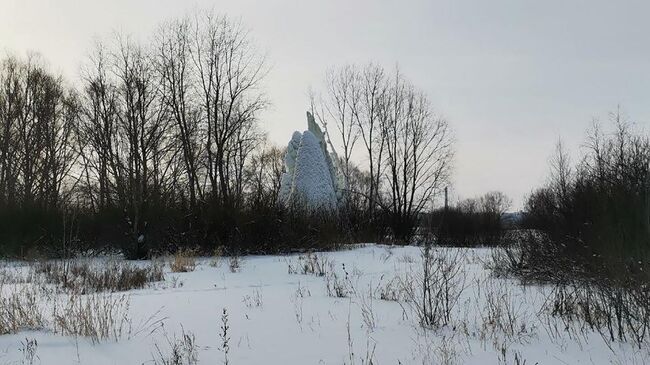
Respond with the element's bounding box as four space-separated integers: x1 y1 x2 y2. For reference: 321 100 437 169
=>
2 0 649 209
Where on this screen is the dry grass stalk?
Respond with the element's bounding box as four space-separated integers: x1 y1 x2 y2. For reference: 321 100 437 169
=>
170 249 198 273
52 293 131 344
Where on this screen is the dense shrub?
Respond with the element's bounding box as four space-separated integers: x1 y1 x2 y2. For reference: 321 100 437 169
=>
34 260 165 293
520 115 650 282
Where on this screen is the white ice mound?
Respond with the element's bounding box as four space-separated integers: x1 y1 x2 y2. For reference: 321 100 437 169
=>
278 111 344 212
278 131 302 205
287 130 338 212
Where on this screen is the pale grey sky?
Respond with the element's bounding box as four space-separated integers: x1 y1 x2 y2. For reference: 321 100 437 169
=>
2 0 649 209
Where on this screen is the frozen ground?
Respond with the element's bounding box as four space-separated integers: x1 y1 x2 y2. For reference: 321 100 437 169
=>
0 245 647 364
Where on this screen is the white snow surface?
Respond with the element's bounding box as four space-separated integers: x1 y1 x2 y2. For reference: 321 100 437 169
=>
0 245 646 364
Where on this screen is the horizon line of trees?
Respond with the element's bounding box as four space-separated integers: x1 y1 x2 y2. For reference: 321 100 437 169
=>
0 11 456 258
429 191 513 246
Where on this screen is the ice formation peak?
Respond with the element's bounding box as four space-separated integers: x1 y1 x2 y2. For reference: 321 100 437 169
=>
278 112 342 212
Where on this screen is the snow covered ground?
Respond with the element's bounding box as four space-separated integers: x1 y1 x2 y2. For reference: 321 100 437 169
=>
0 245 647 364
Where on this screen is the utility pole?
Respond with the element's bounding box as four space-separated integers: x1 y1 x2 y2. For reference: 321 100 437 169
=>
646 163 650 237
437 186 448 245
444 186 448 213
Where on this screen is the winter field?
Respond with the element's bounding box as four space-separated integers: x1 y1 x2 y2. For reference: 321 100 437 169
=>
0 244 647 365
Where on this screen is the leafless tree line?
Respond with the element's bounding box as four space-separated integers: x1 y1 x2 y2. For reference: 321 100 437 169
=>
0 12 455 255
0 12 278 256
82 13 272 251
0 54 79 211
420 190 514 247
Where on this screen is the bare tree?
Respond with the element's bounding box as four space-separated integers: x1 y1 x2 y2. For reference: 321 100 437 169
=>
14 56 44 207
479 191 512 217
79 36 175 257
550 138 571 202
349 64 387 219
0 56 23 207
191 12 268 209
114 35 174 254
314 64 389 223
315 64 453 241
155 17 203 210
379 70 453 242
39 77 80 209
318 65 359 181
79 43 121 210
245 142 284 208
0 54 80 211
